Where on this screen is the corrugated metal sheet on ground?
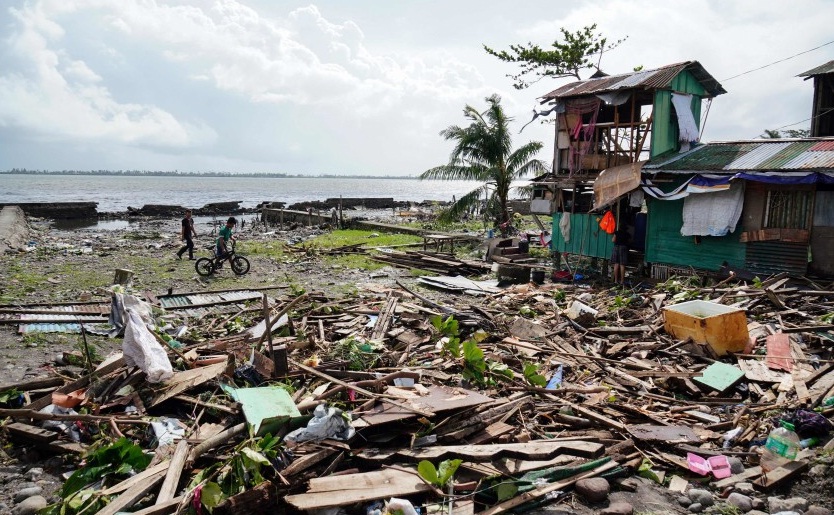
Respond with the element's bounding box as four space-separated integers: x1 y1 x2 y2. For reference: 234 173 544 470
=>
159 290 261 308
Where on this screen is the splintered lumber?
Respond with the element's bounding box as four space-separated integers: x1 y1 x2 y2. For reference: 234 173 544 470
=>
214 481 280 515
628 424 701 443
290 359 434 417
100 462 171 495
97 468 166 515
0 376 64 392
147 360 228 407
370 293 398 341
157 440 190 503
753 460 808 490
284 467 433 511
358 440 604 463
713 465 763 489
130 497 184 515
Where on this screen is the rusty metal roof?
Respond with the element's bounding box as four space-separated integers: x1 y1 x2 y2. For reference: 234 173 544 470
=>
643 139 834 172
798 60 834 77
541 61 726 102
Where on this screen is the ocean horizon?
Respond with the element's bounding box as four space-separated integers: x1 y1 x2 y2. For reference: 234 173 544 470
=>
1 173 522 213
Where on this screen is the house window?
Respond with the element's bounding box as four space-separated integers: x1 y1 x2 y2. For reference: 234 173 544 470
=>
763 189 813 230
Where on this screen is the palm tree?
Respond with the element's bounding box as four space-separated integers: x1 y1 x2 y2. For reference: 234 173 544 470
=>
420 94 547 231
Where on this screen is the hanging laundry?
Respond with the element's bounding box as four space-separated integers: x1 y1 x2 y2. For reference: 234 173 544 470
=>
559 212 571 243
629 188 645 208
681 182 744 237
671 93 700 145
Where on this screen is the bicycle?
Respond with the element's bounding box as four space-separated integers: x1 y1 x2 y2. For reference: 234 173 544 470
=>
195 240 250 277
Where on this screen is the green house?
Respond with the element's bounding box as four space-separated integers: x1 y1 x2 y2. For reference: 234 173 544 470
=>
534 61 726 265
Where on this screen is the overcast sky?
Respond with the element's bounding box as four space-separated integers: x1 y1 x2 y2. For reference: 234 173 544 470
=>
1 0 832 176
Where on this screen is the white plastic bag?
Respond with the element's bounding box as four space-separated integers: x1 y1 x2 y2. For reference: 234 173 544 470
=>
122 307 173 383
285 404 355 443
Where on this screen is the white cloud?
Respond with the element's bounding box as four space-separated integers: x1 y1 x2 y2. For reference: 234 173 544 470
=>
0 0 832 173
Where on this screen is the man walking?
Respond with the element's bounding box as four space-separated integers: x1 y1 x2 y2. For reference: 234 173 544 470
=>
176 209 198 260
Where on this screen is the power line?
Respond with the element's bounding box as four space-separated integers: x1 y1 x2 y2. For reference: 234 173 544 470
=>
751 106 834 138
721 39 834 82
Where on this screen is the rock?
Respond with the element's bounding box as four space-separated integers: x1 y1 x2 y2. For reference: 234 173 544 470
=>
687 489 714 507
12 495 47 515
726 492 753 512
768 497 809 513
734 482 756 495
25 467 43 481
575 477 610 503
745 511 768 515
770 512 801 515
677 495 691 506
599 502 633 515
728 456 745 474
805 506 833 515
14 486 43 502
751 497 765 510
809 464 828 476
16 482 37 490
688 502 703 513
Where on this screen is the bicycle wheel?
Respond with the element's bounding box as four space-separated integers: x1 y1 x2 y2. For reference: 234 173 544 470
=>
231 256 250 275
195 257 215 276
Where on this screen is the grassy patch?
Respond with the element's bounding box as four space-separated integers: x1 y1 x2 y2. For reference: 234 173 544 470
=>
307 229 424 270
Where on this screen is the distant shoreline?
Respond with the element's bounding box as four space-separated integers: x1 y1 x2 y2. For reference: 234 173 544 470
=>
1 171 418 179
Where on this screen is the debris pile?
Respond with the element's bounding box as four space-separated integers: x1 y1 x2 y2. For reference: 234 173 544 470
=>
1 273 834 514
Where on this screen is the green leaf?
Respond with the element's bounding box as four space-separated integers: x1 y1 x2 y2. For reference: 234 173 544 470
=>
417 460 440 486
437 459 462 486
241 447 270 466
201 482 226 513
496 481 518 501
523 363 547 387
463 339 484 365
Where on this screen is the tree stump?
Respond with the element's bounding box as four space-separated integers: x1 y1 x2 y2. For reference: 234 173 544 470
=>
113 268 134 286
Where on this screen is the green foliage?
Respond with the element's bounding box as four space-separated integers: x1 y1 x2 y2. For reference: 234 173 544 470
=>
43 438 151 514
192 434 284 512
637 458 662 484
484 24 627 89
752 276 764 289
417 459 462 487
518 305 536 318
0 388 22 406
552 289 566 302
420 95 546 227
432 315 460 337
62 438 151 497
330 336 383 371
462 339 486 383
522 363 547 387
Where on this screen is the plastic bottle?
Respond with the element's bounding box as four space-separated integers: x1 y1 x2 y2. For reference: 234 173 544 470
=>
760 420 801 473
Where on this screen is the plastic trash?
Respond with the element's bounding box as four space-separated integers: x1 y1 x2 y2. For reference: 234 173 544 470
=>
284 404 355 444
386 498 419 515
760 420 801 473
40 404 81 442
122 307 173 383
723 426 743 449
686 452 731 479
151 417 186 447
546 365 563 390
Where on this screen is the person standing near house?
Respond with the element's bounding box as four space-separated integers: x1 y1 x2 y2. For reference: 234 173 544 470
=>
611 224 631 285
176 209 198 260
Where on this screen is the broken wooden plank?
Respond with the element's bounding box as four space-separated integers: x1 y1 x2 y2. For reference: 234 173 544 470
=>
284 467 432 510
765 333 793 371
97 469 166 515
147 360 228 407
157 440 189 503
753 461 808 491
713 466 763 489
358 440 604 463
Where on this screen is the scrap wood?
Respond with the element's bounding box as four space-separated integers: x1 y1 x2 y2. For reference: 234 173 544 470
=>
290 358 435 417
97 468 166 515
0 408 151 425
157 440 190 503
284 467 433 511
753 460 809 490
359 440 604 463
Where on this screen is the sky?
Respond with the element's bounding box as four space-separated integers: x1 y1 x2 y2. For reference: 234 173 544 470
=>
0 0 833 176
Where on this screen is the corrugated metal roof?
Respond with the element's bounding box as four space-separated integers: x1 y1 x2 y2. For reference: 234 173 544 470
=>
159 290 261 308
541 61 726 102
644 139 834 171
798 60 834 77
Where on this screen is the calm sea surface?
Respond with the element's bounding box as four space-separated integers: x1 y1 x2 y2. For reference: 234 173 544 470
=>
0 174 497 212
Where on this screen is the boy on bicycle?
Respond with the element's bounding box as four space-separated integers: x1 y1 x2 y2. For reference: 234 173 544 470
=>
216 217 237 261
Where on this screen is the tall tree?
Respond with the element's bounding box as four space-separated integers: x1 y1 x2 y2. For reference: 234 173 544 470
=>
421 95 546 229
484 24 626 89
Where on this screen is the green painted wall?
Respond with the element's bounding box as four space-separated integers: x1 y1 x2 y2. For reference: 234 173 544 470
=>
551 213 614 259
645 196 746 271
650 70 707 158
